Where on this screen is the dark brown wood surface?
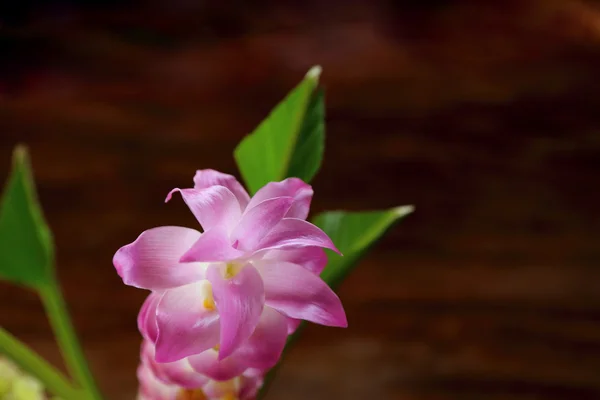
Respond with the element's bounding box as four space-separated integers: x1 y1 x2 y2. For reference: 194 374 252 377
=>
2 1 600 399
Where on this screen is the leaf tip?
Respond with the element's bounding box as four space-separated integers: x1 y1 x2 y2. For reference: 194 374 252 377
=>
12 145 30 165
393 205 414 218
305 65 322 82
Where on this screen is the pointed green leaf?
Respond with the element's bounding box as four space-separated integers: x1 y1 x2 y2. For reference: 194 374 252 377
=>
313 206 414 288
258 206 414 399
287 88 325 184
0 146 54 288
234 66 324 193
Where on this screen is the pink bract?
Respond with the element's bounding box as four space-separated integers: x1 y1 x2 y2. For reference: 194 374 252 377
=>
139 292 288 381
114 170 347 364
137 340 263 400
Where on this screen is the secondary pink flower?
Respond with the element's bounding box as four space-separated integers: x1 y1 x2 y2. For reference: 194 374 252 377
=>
114 170 347 363
139 292 288 381
137 340 263 400
137 362 179 400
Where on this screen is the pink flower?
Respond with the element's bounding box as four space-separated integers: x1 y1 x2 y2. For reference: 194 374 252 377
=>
137 362 179 400
139 292 288 381
114 170 347 364
137 340 263 400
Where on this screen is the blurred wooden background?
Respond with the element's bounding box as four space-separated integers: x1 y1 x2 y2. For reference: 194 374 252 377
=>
2 0 600 399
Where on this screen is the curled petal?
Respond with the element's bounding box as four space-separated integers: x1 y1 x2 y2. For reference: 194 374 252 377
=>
166 186 242 232
157 359 208 389
140 341 171 385
140 341 207 389
235 307 288 370
180 228 244 263
256 261 347 327
188 350 247 381
138 293 161 342
257 218 340 254
137 362 179 400
239 369 265 400
286 317 302 335
155 282 220 363
231 197 293 252
207 264 265 360
246 178 313 219
262 247 328 275
189 307 287 380
193 169 251 210
113 226 204 290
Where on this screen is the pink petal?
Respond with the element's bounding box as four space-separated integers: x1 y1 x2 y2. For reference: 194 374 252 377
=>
234 307 288 370
113 226 204 290
262 247 328 275
188 350 247 381
138 293 161 342
207 264 265 360
158 359 208 389
189 307 287 380
256 218 340 254
193 169 251 210
155 282 220 363
246 178 313 219
256 261 347 327
137 362 179 400
230 197 294 252
140 341 170 385
199 369 263 400
179 228 244 263
201 380 237 399
286 317 302 334
141 341 207 389
165 186 241 232
239 369 264 400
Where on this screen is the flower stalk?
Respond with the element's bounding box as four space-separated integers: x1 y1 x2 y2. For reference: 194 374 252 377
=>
39 280 102 400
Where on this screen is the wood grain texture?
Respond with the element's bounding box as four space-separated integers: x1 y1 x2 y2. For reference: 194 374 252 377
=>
1 1 600 398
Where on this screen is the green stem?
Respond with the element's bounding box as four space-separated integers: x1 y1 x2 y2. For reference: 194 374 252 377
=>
39 281 102 400
0 327 83 399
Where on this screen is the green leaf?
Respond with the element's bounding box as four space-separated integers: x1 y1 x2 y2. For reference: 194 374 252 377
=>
0 146 54 288
313 206 414 288
286 89 325 184
234 66 324 194
258 206 414 399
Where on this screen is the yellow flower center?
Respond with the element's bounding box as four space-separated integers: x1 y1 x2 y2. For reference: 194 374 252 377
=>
203 297 216 311
208 377 242 400
224 262 238 279
200 281 216 311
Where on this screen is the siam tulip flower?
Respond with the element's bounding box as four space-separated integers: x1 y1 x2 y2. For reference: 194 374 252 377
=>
137 340 263 400
114 169 347 365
